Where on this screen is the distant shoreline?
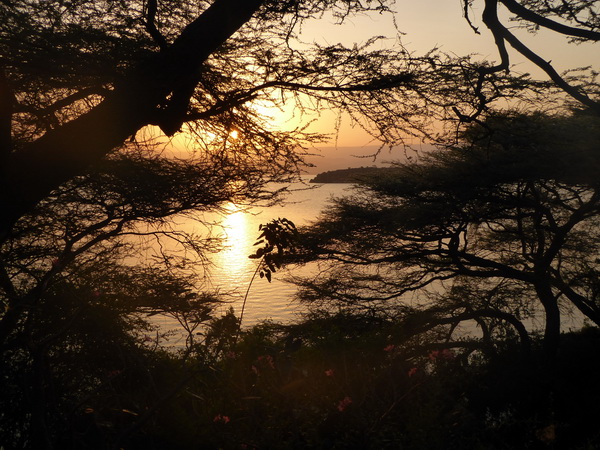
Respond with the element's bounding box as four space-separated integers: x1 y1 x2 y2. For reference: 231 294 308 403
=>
310 166 394 183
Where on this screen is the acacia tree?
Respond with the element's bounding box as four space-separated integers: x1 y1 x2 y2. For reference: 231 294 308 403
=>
0 0 594 366
297 110 600 361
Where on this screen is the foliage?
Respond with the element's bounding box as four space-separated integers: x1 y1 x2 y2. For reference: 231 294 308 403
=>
249 217 299 283
12 309 597 449
296 109 600 359
0 257 221 448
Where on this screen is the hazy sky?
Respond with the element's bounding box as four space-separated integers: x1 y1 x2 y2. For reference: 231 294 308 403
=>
291 1 599 148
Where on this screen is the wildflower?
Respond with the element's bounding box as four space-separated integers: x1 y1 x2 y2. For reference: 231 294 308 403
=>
408 367 418 377
383 344 396 352
337 396 352 412
213 414 230 424
224 351 237 359
428 350 440 360
251 365 259 375
324 369 334 377
440 349 455 359
257 354 275 369
429 348 455 360
143 335 153 343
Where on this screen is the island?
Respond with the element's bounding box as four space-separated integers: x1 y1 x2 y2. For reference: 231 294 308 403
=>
310 166 395 183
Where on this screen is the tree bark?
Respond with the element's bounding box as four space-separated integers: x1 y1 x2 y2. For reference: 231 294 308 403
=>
0 0 265 239
30 348 52 450
535 282 561 365
0 69 12 163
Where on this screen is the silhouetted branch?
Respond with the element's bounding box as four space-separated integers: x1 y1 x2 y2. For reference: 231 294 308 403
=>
482 0 511 74
14 86 110 117
144 0 168 50
499 0 600 41
481 0 600 114
462 0 481 34
178 73 414 123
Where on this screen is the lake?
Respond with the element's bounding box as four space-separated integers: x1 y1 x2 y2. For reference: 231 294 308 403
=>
150 176 354 337
209 176 353 324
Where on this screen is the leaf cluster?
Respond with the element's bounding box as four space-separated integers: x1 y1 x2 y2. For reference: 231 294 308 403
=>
249 217 299 282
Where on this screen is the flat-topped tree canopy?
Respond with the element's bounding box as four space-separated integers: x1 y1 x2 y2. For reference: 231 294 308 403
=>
297 110 600 361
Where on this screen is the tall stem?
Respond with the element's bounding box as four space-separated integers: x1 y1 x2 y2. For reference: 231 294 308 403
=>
235 256 263 341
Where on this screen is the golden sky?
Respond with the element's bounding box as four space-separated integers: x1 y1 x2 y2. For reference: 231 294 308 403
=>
294 1 599 147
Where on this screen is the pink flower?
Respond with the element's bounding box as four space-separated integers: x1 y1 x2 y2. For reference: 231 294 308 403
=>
224 351 237 359
440 349 455 359
143 335 153 343
92 290 102 297
257 355 275 369
337 396 352 412
428 349 455 360
213 414 230 424
408 367 418 377
324 369 334 377
428 350 440 360
251 365 259 375
383 344 396 352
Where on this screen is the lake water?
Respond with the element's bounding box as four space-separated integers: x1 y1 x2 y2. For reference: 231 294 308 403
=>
208 177 353 324
150 176 354 336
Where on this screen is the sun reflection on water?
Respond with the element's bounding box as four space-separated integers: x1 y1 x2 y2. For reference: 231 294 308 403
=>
212 204 256 292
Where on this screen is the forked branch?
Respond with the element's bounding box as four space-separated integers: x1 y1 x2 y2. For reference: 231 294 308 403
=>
480 0 600 114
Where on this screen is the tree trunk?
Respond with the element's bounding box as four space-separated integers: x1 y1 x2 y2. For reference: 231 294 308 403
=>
30 348 52 449
0 0 265 238
535 283 561 365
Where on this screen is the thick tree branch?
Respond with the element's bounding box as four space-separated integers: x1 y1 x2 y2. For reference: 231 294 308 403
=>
14 86 110 117
499 0 600 41
482 0 600 114
0 0 266 238
482 0 511 74
144 0 168 50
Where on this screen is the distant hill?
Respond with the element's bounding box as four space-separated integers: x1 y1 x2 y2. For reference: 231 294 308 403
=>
310 166 395 183
303 145 425 174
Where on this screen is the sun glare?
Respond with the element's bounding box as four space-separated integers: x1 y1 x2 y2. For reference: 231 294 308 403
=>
220 204 252 261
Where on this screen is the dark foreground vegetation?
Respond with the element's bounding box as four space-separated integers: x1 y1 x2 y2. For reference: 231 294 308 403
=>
4 303 600 449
